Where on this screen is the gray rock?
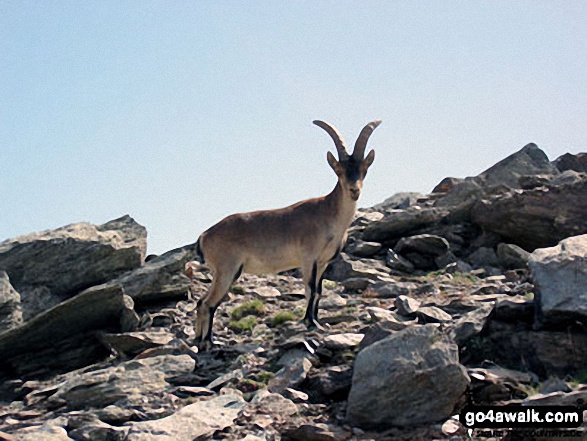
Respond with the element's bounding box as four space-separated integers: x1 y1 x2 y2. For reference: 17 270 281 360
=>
362 207 449 243
477 143 558 189
307 365 353 399
80 245 195 306
395 234 450 257
11 423 71 441
471 177 587 251
416 306 452 323
385 250 415 273
529 234 587 328
345 240 382 258
553 152 587 173
366 306 396 322
0 271 23 332
0 285 138 378
0 215 146 318
49 354 195 410
319 293 347 309
467 247 499 268
322 333 364 350
371 192 425 211
448 303 494 346
268 357 312 394
326 253 391 282
347 325 470 428
126 394 246 441
497 243 531 269
538 377 572 394
359 318 418 351
102 331 175 357
394 295 421 316
341 277 374 292
432 177 463 194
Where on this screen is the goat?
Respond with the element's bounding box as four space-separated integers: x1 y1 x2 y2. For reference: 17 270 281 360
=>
192 120 381 350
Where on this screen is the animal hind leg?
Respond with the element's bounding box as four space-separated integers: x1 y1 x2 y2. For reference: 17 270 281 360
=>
302 260 325 330
195 264 241 351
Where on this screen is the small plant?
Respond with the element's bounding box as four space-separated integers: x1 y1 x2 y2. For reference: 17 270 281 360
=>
322 279 338 290
451 272 481 286
254 370 275 384
271 311 296 327
230 284 246 295
231 299 265 320
229 316 258 333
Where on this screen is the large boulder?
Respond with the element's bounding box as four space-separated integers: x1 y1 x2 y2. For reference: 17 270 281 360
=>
475 143 558 188
0 285 138 379
77 244 195 305
126 394 246 441
346 325 470 429
362 207 449 243
0 215 147 319
529 234 587 328
0 271 23 332
471 177 587 250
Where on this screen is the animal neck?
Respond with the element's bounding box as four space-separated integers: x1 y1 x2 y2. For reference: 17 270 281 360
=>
326 182 358 227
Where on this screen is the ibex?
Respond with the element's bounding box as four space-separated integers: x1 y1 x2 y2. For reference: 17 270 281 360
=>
192 120 381 350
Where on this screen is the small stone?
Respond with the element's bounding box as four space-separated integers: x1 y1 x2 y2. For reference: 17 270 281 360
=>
366 306 395 322
417 306 452 323
320 293 347 309
268 357 312 394
282 388 309 402
323 333 364 350
394 295 421 316
250 286 281 299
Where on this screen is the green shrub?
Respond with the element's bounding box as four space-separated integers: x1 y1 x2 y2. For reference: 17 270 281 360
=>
229 316 258 333
231 299 265 320
270 311 297 327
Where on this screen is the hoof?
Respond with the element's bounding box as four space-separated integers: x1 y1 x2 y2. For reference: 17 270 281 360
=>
197 339 214 352
304 319 325 331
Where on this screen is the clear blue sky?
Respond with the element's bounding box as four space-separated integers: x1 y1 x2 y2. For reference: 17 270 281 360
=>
2 1 586 254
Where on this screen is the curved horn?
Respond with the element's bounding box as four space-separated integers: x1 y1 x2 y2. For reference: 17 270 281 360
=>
353 120 382 160
313 120 349 161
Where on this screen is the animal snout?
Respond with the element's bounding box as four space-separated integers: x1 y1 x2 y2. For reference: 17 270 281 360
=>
350 188 360 199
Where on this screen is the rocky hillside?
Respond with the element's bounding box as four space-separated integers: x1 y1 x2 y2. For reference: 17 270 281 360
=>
0 145 586 441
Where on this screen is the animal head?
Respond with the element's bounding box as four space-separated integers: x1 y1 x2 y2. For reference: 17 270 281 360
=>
314 120 381 201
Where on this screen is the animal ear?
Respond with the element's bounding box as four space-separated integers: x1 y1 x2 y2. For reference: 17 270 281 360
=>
327 151 343 175
361 150 375 171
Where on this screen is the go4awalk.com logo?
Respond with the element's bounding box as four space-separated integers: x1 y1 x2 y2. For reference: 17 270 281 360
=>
460 405 583 429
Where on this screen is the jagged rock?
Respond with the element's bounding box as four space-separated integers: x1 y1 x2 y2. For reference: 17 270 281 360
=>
529 234 587 328
322 333 363 350
493 298 534 323
497 243 530 269
0 271 23 332
0 215 146 319
371 192 424 211
471 319 587 377
362 207 449 243
538 377 572 394
432 177 463 194
268 357 312 394
394 295 421 316
417 306 452 323
434 178 484 208
345 239 382 258
395 234 450 257
325 253 391 282
347 325 470 428
340 277 373 292
102 331 175 357
553 152 587 173
126 394 246 441
366 306 396 322
476 143 558 189
385 250 415 273
48 354 194 410
79 245 195 306
0 285 138 379
448 303 494 346
283 423 343 441
67 413 128 441
10 423 71 441
471 178 587 250
363 281 412 299
467 246 499 268
358 318 418 351
319 293 347 309
307 365 353 400
250 286 281 299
